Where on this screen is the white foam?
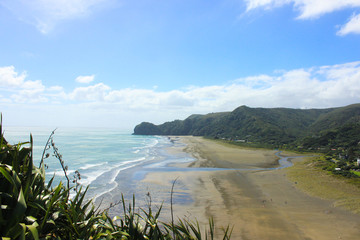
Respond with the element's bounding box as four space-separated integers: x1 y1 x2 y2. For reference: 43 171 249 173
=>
46 169 75 176
77 157 146 186
79 162 107 170
91 163 140 202
121 157 146 165
78 166 111 186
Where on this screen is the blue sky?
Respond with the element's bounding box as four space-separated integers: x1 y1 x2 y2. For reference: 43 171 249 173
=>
0 0 360 130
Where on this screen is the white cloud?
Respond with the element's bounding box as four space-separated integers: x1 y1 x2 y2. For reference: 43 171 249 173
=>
69 83 111 101
75 75 95 84
0 66 45 92
245 0 291 12
66 61 360 114
294 0 360 19
159 90 194 108
244 0 360 35
337 13 360 35
234 74 274 89
1 61 360 128
63 61 360 112
0 0 115 34
104 88 159 108
0 65 64 103
0 66 27 87
22 80 44 90
48 86 64 92
11 89 48 103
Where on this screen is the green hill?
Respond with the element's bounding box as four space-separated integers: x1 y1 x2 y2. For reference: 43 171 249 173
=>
308 104 360 133
133 104 360 149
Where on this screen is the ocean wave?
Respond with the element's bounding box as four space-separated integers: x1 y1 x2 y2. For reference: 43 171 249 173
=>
78 170 107 186
91 163 141 202
46 169 76 175
78 156 149 186
79 162 108 170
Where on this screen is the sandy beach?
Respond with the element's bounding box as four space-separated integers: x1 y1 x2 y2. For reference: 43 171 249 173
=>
142 136 360 239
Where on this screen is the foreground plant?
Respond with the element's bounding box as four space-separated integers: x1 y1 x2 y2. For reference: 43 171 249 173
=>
0 120 232 239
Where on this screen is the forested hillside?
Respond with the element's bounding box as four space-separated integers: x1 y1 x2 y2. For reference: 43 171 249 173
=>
133 104 360 150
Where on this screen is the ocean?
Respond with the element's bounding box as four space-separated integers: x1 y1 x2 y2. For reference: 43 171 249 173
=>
3 127 192 201
3 126 296 214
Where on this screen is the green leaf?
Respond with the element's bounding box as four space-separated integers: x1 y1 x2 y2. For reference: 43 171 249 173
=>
0 165 18 193
40 182 63 229
25 216 37 223
19 223 26 240
27 223 39 240
8 187 27 228
6 223 26 240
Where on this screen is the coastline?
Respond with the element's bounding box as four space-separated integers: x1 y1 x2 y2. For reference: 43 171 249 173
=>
142 136 360 239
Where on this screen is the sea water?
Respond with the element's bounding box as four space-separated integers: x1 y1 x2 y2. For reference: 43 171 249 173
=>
3 127 174 198
3 126 297 214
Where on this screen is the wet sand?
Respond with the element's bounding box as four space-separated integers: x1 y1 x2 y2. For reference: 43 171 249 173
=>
143 136 360 239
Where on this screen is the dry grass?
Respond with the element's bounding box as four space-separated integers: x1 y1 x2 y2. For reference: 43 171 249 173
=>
286 158 360 214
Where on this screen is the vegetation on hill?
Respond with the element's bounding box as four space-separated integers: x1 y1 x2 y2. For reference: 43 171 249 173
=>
0 122 232 239
308 104 360 133
300 122 360 178
133 104 360 148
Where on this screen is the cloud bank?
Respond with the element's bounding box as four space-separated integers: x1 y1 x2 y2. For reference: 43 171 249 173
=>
244 0 360 35
1 61 360 128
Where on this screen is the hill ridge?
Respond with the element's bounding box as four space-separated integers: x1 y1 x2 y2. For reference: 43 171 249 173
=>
133 104 360 148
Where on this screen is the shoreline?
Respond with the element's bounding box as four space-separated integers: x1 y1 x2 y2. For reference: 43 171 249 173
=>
142 136 360 239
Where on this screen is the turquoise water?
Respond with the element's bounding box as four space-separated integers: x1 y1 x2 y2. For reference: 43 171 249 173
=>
3 127 177 198
3 127 297 209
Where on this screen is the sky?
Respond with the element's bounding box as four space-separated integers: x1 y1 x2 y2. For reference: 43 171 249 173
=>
0 0 360 131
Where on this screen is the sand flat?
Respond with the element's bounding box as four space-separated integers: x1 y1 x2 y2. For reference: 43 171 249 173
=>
143 136 360 239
